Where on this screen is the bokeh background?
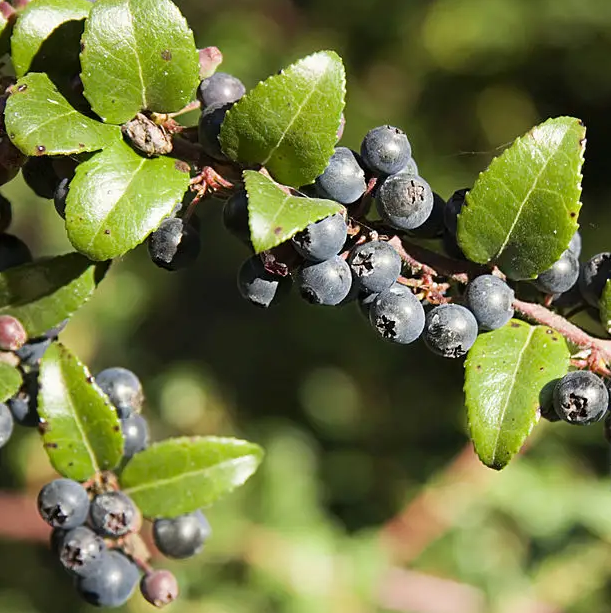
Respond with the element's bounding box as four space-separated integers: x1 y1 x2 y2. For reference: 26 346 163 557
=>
2 0 611 611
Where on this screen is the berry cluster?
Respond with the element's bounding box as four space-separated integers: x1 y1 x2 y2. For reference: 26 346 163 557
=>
38 475 211 608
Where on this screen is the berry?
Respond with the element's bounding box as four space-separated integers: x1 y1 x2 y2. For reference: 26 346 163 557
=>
153 510 211 559
89 491 138 537
140 570 179 608
368 284 425 344
54 177 70 219
148 217 201 271
423 303 479 358
237 256 293 308
348 241 401 293
579 252 611 307
295 255 352 306
568 230 581 258
0 194 11 233
15 338 51 367
7 371 39 427
357 290 379 319
37 478 90 529
95 367 143 419
21 157 59 199
397 157 419 177
534 250 579 294
408 192 445 239
122 414 150 459
376 173 434 231
444 188 469 236
197 72 246 108
198 102 231 161
58 526 106 576
291 213 347 262
539 379 561 423
50 527 67 557
0 314 26 350
0 402 13 448
223 190 251 244
553 370 608 425
0 233 32 271
464 275 515 330
360 125 411 175
75 550 140 608
315 147 367 204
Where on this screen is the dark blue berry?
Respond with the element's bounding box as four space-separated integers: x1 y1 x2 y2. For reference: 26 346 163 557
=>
295 255 352 306
0 402 13 448
15 338 51 367
198 102 231 161
360 126 411 175
58 526 106 576
553 371 608 425
89 491 138 537
348 241 401 293
153 511 211 559
37 479 90 529
22 157 59 199
315 147 366 204
95 367 143 419
579 252 611 307
54 177 70 219
197 72 245 108
0 233 32 271
444 188 469 236
0 194 11 233
148 217 201 271
408 192 445 239
7 371 39 427
464 275 515 330
291 213 347 262
223 191 251 245
423 304 478 358
238 256 292 308
376 173 434 231
568 230 581 258
368 284 425 344
534 250 579 294
122 414 150 460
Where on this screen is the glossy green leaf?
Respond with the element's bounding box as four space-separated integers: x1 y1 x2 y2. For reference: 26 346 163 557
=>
5 73 120 156
11 0 91 78
465 320 570 470
458 117 585 280
80 0 199 125
0 362 22 403
0 253 108 338
600 279 611 334
38 343 123 481
244 170 343 253
65 140 190 260
220 51 345 187
120 436 264 518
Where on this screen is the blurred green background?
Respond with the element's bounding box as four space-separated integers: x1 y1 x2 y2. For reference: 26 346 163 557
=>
2 0 611 611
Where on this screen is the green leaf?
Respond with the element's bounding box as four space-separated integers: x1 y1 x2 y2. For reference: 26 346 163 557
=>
220 51 345 187
600 279 611 335
465 320 570 470
80 0 199 125
244 170 343 253
38 343 123 481
0 253 108 338
458 117 585 280
5 73 120 156
65 140 190 260
11 0 91 78
0 362 21 403
120 436 264 518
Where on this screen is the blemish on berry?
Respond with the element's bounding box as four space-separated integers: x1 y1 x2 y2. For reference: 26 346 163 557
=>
161 49 172 61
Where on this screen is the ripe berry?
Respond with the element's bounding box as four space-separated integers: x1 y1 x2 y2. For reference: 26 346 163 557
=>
348 241 401 293
368 284 425 344
0 194 11 233
75 550 140 608
568 230 581 258
198 102 231 161
223 190 251 245
89 491 138 537
21 157 59 199
0 314 26 350
197 72 246 108
238 256 292 308
464 275 515 330
0 233 32 271
360 125 411 175
153 510 211 559
140 570 179 608
358 290 379 319
534 250 579 294
54 177 70 219
95 367 143 419
376 173 434 231
148 217 201 271
0 402 13 448
553 370 608 425
315 147 367 204
37 478 90 529
58 526 106 576
397 157 419 177
444 188 469 236
579 252 611 307
7 370 39 427
295 255 352 306
408 192 445 239
122 414 150 459
423 304 479 358
291 213 347 262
